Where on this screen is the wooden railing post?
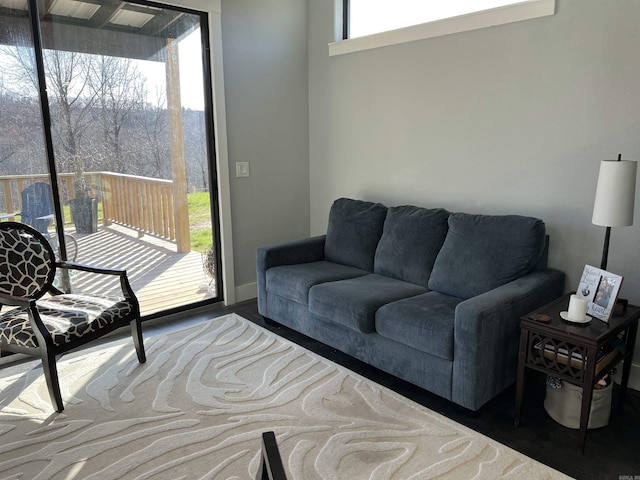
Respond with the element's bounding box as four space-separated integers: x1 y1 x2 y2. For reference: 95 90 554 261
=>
166 37 190 253
101 173 112 226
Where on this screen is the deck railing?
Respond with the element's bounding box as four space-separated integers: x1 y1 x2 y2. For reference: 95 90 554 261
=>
101 172 176 242
0 173 101 222
0 172 189 251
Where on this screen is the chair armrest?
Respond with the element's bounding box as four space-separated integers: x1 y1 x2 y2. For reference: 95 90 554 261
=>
256 235 326 317
56 261 127 276
452 269 565 410
0 293 35 309
53 262 139 308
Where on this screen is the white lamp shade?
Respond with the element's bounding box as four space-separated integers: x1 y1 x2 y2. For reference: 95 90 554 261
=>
592 160 637 227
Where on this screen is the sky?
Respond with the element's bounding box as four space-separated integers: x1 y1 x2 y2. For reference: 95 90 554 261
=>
137 28 205 111
350 0 522 38
177 29 205 111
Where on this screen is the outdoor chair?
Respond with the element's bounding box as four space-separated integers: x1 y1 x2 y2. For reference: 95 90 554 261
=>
0 221 145 412
15 182 78 261
20 181 54 235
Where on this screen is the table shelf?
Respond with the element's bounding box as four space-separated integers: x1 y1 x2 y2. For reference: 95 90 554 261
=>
528 334 622 382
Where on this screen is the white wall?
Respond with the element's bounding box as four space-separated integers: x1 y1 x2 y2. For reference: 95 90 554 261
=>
220 0 310 299
308 0 640 386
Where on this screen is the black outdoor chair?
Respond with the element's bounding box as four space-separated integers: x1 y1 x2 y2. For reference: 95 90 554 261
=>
16 181 78 261
20 181 54 235
0 221 145 412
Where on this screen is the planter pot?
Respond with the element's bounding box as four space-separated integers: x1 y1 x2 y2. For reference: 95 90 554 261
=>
69 197 98 234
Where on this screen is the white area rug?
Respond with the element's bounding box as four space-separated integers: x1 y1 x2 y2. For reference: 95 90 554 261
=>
0 314 572 479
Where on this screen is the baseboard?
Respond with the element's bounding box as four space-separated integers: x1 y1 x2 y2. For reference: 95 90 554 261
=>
235 282 257 303
630 364 640 391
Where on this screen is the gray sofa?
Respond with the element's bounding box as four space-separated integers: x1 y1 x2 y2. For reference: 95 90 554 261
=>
256 198 564 411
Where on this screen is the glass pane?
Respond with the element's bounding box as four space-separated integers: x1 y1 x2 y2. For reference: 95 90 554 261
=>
40 2 219 315
0 2 65 260
350 0 523 38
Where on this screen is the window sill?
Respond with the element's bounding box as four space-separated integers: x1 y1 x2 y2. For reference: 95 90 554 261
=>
329 0 555 57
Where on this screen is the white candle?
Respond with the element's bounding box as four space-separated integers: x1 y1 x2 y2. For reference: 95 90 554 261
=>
568 294 587 321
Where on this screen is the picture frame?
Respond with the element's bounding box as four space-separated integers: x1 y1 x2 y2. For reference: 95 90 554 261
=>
577 265 623 323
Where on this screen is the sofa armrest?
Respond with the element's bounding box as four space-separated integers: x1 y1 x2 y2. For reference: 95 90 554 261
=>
452 269 565 410
256 235 326 317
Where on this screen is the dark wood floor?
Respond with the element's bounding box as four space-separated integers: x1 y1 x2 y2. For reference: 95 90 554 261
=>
153 299 639 480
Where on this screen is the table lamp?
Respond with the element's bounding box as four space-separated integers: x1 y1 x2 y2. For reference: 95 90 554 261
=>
591 154 637 271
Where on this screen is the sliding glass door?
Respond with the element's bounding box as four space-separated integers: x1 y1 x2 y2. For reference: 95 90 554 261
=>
0 0 222 316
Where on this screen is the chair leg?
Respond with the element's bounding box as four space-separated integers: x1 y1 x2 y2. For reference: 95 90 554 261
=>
41 349 64 412
131 317 146 364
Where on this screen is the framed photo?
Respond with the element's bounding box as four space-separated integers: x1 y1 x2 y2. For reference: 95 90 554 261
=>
577 265 623 323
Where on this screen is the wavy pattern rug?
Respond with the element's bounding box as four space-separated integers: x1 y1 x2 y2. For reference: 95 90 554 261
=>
0 313 572 479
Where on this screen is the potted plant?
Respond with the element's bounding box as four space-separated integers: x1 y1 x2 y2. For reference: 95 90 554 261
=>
68 155 98 234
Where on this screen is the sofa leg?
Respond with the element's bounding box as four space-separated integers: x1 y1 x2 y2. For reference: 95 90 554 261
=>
263 317 278 327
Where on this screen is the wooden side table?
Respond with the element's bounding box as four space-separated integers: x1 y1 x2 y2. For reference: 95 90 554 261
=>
514 293 640 453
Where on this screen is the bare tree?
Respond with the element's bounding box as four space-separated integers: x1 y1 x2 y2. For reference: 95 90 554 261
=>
0 46 97 173
134 87 170 179
0 73 14 164
45 50 95 171
0 45 181 184
87 55 146 174
183 109 208 191
0 64 47 175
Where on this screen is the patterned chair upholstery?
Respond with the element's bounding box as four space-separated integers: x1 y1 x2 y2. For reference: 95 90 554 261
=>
0 221 145 412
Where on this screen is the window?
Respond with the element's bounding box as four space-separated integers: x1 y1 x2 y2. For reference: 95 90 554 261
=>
0 0 224 315
331 0 555 56
348 0 532 39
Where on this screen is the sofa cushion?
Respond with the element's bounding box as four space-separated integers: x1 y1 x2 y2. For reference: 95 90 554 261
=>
324 198 387 271
428 213 545 299
375 291 463 360
266 261 369 305
374 206 449 286
309 274 427 333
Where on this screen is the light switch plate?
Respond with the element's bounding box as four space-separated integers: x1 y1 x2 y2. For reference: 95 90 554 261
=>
235 162 250 177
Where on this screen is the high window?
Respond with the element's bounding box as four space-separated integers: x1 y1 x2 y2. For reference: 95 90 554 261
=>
348 0 531 39
332 0 555 56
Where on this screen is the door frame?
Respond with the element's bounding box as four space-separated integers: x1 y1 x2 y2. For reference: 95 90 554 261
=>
162 0 235 306
23 0 236 308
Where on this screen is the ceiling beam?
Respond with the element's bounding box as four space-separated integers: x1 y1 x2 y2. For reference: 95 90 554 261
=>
0 2 199 61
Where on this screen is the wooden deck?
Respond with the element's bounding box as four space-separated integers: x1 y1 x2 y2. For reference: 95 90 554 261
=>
66 224 217 316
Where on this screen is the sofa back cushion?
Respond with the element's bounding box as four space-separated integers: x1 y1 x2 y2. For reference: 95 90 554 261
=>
374 206 449 286
428 213 546 299
324 198 387 271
